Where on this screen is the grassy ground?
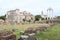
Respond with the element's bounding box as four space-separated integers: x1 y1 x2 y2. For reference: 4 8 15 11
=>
0 23 41 40
36 24 60 40
0 23 60 40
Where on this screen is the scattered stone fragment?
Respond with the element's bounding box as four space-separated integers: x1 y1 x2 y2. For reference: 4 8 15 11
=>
0 30 16 40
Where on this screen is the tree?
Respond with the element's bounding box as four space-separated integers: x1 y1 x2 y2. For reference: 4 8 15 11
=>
35 15 42 21
41 18 44 20
23 19 26 22
56 16 60 19
0 15 6 20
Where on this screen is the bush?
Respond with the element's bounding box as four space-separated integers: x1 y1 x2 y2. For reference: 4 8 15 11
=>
35 15 42 21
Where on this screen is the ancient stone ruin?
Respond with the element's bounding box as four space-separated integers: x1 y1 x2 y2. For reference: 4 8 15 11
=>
24 23 55 34
0 30 16 40
24 25 49 34
18 23 55 40
24 27 36 34
18 33 37 40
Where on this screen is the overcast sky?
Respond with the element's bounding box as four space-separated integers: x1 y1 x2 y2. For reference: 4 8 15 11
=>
0 0 60 17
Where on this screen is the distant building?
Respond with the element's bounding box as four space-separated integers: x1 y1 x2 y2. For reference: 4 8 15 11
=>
41 11 48 20
6 9 35 24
